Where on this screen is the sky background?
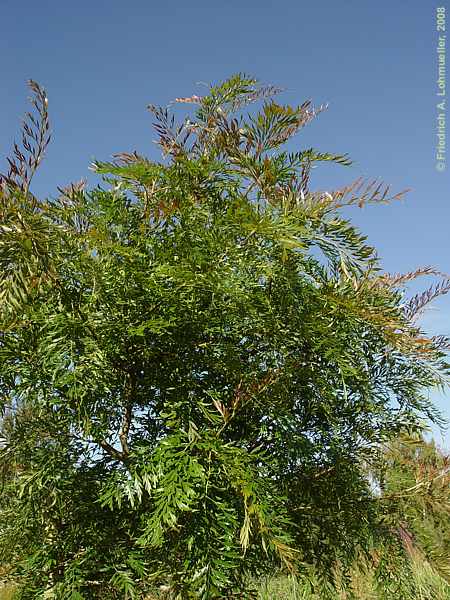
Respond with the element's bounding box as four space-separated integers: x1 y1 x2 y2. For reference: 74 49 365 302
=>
2 0 449 446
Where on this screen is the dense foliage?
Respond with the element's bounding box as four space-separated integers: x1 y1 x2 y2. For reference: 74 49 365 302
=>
0 75 449 599
378 434 450 581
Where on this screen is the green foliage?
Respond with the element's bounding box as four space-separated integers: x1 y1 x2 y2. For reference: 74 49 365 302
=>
376 435 450 582
256 556 450 600
0 74 449 598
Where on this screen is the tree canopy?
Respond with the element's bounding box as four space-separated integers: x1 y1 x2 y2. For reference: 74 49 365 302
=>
0 74 449 599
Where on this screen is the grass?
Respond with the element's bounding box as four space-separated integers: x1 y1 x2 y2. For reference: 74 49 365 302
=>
256 558 450 599
0 584 15 600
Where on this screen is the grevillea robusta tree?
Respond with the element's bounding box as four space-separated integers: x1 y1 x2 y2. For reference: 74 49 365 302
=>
0 75 449 599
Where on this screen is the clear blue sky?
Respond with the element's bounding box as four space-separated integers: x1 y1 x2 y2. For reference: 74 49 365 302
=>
2 0 449 446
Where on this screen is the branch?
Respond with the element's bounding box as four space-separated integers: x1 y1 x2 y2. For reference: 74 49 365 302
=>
98 439 127 463
119 402 132 457
0 80 51 195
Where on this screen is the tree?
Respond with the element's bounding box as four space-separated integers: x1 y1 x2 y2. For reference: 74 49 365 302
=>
0 74 449 599
377 434 450 582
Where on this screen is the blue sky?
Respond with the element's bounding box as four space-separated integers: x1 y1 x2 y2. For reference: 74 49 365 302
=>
2 0 449 445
